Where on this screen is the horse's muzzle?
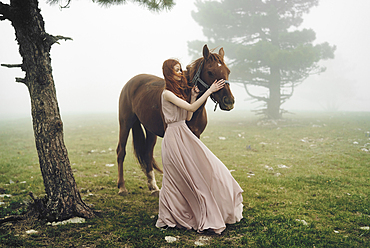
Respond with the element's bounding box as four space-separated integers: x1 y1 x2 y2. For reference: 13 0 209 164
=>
220 96 235 111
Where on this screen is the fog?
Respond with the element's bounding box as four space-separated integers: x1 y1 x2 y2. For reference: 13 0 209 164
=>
1 0 369 120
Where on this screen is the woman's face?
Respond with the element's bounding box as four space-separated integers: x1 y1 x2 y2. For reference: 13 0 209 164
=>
173 63 182 81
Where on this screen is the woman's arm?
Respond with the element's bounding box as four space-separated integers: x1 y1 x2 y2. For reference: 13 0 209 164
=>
163 79 225 113
186 86 200 121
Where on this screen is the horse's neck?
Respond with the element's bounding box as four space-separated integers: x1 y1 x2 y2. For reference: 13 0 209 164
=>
185 59 202 86
184 70 192 87
196 100 207 113
187 99 207 138
184 62 208 132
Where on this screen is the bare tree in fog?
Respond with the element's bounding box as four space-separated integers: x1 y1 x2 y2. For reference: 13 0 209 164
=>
0 0 173 221
189 0 336 119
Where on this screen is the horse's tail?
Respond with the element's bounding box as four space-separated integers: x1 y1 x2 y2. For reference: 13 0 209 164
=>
132 120 163 174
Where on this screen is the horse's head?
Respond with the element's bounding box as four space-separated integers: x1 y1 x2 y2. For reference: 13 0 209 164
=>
187 45 235 111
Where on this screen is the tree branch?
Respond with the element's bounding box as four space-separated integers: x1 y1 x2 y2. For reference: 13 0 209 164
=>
0 2 11 21
44 34 73 48
51 35 73 44
280 82 295 101
243 83 268 102
16 77 26 83
1 63 22 68
0 64 27 84
60 0 71 9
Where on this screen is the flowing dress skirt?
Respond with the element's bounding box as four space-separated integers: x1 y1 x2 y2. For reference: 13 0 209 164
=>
156 120 243 234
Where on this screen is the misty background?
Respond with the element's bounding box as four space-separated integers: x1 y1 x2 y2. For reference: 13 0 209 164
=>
0 0 369 119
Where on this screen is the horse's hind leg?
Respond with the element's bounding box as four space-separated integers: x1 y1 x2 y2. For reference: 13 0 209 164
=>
143 129 161 196
116 118 134 196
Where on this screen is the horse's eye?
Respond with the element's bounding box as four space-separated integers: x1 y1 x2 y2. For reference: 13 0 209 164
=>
207 71 213 77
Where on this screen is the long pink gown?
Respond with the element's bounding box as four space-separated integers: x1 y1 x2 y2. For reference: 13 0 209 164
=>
156 91 243 234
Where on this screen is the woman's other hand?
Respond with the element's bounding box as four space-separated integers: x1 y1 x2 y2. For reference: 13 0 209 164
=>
191 86 200 100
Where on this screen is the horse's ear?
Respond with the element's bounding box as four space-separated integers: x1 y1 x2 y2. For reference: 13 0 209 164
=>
203 44 210 60
219 47 225 59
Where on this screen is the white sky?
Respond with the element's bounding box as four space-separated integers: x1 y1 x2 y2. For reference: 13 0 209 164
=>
0 0 369 119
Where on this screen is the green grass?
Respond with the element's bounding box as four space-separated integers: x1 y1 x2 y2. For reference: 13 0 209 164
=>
0 111 369 247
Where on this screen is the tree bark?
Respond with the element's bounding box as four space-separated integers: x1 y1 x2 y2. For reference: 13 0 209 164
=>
2 0 94 221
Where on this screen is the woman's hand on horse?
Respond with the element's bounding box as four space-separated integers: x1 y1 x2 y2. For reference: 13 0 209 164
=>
191 86 200 99
210 79 225 93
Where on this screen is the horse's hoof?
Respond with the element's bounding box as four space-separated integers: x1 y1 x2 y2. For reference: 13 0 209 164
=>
118 189 128 196
150 190 160 197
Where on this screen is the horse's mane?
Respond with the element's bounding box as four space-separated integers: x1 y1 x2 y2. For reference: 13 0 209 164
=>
185 52 226 86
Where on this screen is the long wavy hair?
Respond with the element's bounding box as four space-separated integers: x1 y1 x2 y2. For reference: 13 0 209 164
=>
162 59 192 101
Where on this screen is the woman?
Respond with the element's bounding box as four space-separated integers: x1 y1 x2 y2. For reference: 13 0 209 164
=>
156 59 243 234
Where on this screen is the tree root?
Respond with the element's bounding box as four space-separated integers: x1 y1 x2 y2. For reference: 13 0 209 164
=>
0 215 26 225
0 192 96 225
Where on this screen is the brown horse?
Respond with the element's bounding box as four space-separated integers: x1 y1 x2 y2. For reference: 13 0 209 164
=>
116 45 235 196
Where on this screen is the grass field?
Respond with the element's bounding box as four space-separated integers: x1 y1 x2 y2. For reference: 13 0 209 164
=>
0 111 369 247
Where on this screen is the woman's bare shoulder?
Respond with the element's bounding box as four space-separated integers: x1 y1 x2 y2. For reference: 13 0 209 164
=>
163 90 176 100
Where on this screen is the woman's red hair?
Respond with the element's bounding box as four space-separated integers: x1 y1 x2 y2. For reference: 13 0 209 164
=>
163 59 191 101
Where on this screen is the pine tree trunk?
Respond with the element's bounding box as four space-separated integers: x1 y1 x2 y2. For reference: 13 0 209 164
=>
266 25 283 120
267 66 281 119
5 0 94 221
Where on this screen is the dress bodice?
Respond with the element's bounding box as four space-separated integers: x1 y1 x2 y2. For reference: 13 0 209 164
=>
161 90 188 124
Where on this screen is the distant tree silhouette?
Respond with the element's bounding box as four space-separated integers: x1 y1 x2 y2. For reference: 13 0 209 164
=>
189 0 336 119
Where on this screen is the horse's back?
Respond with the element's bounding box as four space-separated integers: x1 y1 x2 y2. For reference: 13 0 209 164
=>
119 74 166 137
120 74 163 98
